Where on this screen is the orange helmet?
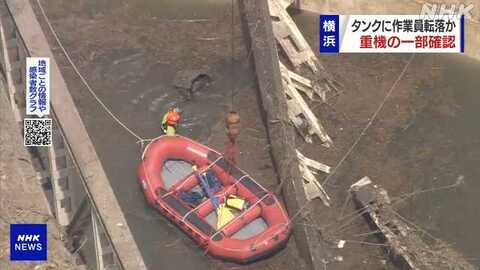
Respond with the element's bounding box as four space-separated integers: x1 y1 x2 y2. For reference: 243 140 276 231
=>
166 111 180 125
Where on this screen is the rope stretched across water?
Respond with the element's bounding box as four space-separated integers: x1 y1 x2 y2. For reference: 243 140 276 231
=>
289 54 416 225
36 0 144 142
322 54 416 186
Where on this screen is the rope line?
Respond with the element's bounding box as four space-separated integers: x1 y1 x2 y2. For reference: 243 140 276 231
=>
322 54 416 186
391 178 463 206
289 54 416 226
230 0 235 109
228 0 260 110
36 0 144 142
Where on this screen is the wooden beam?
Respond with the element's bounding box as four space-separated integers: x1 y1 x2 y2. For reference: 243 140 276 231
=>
268 0 318 72
297 150 331 206
269 0 342 101
279 61 328 101
296 149 330 173
280 62 333 146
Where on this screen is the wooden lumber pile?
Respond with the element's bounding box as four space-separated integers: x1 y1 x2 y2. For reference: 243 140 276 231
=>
279 61 327 101
268 0 318 72
268 0 335 146
279 61 332 146
268 0 339 101
350 177 476 270
297 150 331 207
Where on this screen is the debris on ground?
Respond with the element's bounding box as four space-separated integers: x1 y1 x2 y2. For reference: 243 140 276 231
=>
296 150 331 206
337 240 346 249
279 61 326 101
350 176 476 270
268 0 335 146
268 0 340 100
173 69 212 100
280 62 332 146
268 0 319 73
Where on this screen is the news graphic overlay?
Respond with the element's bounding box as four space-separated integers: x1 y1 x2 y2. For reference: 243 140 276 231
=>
26 57 50 116
319 15 465 53
319 15 340 53
25 57 52 147
10 224 47 261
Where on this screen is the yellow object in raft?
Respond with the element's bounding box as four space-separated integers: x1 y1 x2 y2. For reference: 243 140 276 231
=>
225 195 248 211
216 203 236 229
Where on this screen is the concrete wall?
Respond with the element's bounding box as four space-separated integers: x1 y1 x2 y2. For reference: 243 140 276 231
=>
296 0 480 60
240 1 330 270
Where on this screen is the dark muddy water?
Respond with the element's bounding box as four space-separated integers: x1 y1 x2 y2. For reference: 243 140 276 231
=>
291 9 480 265
391 55 480 261
85 0 229 19
49 1 254 270
136 0 227 19
88 50 251 270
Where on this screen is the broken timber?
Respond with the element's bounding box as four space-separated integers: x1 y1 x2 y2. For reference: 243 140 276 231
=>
268 0 339 101
350 177 475 270
297 150 331 207
280 61 333 146
280 61 326 101
276 0 295 9
268 0 318 72
240 1 331 268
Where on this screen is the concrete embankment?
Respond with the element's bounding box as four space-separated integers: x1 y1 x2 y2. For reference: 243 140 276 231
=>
240 1 330 270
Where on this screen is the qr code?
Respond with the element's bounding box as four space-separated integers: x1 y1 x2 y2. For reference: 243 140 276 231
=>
24 118 52 146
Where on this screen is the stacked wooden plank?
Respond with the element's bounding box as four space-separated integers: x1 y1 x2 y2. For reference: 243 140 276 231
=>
268 0 318 72
297 150 331 206
269 0 334 209
279 61 332 146
268 0 339 102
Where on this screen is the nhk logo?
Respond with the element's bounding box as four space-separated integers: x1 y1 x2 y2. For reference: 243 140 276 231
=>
10 224 47 261
420 2 475 20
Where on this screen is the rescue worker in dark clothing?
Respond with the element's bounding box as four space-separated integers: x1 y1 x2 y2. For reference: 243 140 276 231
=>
161 107 181 136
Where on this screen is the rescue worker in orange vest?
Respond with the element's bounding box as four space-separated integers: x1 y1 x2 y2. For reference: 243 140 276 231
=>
161 107 181 136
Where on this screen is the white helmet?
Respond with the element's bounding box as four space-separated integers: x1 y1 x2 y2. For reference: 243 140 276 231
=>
173 107 182 114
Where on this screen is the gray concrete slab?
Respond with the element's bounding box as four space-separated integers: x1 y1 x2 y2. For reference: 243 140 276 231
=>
240 1 331 270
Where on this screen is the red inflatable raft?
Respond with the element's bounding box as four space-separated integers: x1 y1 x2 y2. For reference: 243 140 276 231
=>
137 135 291 263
